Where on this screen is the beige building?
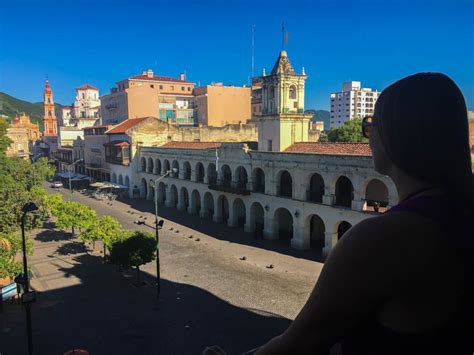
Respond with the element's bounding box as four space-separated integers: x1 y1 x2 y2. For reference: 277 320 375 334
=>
101 69 195 126
194 83 251 126
252 50 312 152
6 113 41 158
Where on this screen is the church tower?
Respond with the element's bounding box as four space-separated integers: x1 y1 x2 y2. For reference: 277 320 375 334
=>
253 50 312 152
43 80 58 136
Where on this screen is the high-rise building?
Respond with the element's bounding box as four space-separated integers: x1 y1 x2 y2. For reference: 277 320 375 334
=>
252 50 312 152
43 80 58 136
329 81 380 128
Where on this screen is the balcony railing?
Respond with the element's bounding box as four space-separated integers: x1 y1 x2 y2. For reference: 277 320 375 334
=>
208 183 250 196
105 156 130 166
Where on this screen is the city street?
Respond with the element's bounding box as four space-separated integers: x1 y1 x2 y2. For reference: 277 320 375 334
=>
1 187 323 354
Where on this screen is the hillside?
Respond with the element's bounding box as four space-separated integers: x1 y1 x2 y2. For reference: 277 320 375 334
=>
305 109 330 130
0 92 63 128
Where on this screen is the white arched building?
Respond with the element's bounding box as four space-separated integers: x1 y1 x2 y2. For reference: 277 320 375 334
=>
106 50 398 258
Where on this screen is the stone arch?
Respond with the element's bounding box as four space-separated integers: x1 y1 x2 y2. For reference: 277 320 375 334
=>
289 84 297 100
155 159 162 175
364 178 389 212
190 189 201 214
335 176 354 208
157 181 166 203
232 198 246 228
182 161 191 180
274 208 293 244
235 166 248 189
277 170 292 198
305 214 325 252
147 157 154 173
336 221 352 240
140 157 146 172
163 159 170 174
124 176 130 187
148 180 155 199
168 185 178 208
140 178 147 198
179 186 189 210
308 173 325 203
118 174 123 185
249 202 264 237
252 168 265 193
171 160 179 177
112 172 117 183
203 192 214 219
195 162 205 182
207 163 217 184
217 195 230 223
221 164 232 187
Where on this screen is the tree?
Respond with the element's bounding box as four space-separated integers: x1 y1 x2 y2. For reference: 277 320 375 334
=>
0 118 12 155
0 232 33 280
326 118 368 143
80 215 122 258
109 231 157 285
53 201 96 237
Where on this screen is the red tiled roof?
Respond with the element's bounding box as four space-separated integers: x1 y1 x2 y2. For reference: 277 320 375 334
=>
161 141 222 150
129 74 193 84
106 117 149 134
104 140 130 147
284 142 372 156
76 84 98 90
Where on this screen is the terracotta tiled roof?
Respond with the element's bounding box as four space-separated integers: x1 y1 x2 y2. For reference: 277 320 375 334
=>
104 140 130 147
76 84 98 90
161 141 222 150
284 142 372 156
129 74 193 84
106 117 149 134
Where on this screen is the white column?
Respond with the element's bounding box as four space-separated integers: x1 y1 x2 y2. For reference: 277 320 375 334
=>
227 202 237 227
177 189 186 211
322 231 338 259
244 204 253 233
190 169 197 182
291 217 309 250
351 191 365 211
323 184 335 205
213 198 222 223
165 186 174 207
263 216 277 240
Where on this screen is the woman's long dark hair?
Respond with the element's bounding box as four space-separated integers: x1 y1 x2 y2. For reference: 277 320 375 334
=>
374 72 473 207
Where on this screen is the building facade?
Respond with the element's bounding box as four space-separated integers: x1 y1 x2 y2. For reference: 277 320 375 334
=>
101 69 195 126
330 81 380 128
194 83 251 126
43 80 58 136
61 84 100 126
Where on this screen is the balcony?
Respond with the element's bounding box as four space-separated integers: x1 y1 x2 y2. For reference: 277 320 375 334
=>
208 183 250 196
105 156 130 166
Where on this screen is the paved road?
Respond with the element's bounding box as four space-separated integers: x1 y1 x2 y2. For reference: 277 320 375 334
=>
1 187 323 355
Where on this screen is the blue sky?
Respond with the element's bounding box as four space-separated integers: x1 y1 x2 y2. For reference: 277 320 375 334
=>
0 0 473 110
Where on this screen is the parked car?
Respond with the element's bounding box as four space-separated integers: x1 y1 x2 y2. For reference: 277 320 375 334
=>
51 181 63 188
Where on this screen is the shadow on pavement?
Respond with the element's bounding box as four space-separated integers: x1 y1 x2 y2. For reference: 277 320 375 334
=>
35 228 73 243
55 241 89 255
120 196 324 263
2 252 290 355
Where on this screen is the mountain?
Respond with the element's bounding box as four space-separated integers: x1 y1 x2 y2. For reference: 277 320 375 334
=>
305 109 330 130
0 92 64 128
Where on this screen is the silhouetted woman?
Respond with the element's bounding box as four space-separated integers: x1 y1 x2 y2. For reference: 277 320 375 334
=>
254 73 474 354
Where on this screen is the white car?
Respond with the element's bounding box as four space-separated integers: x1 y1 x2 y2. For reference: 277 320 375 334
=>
51 181 63 188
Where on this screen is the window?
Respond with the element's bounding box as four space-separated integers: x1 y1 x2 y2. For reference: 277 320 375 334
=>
181 86 185 91
48 110 51 116
289 85 296 99
171 86 174 91
82 93 85 99
159 85 163 89
267 140 272 151
81 111 86 118
150 84 154 88
187 87 191 91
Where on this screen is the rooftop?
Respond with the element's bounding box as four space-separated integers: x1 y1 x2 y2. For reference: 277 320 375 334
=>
106 117 149 134
284 142 372 156
128 74 193 84
76 84 98 91
160 141 222 150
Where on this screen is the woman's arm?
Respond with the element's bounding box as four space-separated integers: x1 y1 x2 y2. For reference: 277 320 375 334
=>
255 216 403 354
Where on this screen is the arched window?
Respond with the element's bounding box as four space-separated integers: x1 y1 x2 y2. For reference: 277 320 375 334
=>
289 85 296 99
278 170 292 198
140 157 146 172
252 168 265 193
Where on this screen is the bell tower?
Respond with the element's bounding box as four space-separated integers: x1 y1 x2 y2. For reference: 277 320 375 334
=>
43 80 58 136
253 50 311 152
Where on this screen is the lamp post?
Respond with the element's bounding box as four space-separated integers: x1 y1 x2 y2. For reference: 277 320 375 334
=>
149 168 177 300
20 202 38 355
67 159 84 199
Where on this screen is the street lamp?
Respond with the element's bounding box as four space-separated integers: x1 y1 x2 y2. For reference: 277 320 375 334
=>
67 159 84 197
149 168 177 300
21 202 38 355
